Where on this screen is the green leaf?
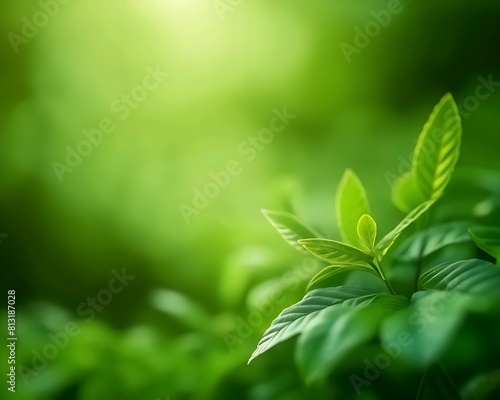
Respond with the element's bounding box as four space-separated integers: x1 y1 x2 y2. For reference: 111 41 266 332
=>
296 294 409 383
247 287 380 364
336 169 370 247
469 226 500 261
392 93 462 213
392 173 427 214
299 238 374 265
306 264 380 292
394 222 472 262
357 214 377 253
377 200 436 257
262 209 318 252
381 291 469 368
419 259 500 297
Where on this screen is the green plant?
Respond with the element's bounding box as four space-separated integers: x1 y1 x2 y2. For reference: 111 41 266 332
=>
248 94 500 399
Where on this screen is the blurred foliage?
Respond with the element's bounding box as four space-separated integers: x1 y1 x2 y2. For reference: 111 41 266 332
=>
1 0 500 399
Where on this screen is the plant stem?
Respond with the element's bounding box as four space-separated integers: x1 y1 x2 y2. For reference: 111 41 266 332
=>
414 208 431 292
384 277 397 295
372 259 397 295
414 234 428 292
416 364 462 400
436 363 462 399
416 367 430 400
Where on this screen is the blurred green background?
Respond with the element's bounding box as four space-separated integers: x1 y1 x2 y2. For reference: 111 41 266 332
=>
1 0 500 399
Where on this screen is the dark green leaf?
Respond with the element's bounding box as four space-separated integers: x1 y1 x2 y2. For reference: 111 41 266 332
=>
394 222 471 262
296 294 409 383
381 291 469 368
469 226 500 261
248 287 380 364
419 259 500 297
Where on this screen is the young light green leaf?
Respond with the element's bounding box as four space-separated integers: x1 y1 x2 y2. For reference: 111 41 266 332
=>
298 238 374 265
394 222 472 262
296 294 409 383
377 200 436 257
262 209 319 252
336 169 370 247
469 227 500 261
247 287 380 364
392 93 462 213
414 93 462 200
419 259 500 297
306 264 380 292
357 214 377 253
